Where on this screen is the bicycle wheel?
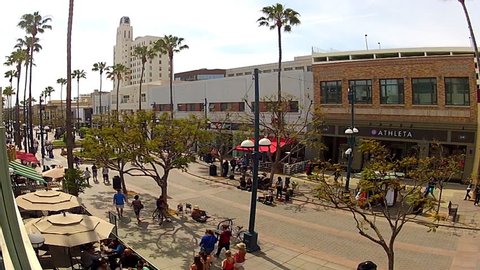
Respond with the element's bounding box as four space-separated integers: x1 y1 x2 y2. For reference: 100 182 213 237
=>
152 209 160 220
217 218 234 231
236 230 246 243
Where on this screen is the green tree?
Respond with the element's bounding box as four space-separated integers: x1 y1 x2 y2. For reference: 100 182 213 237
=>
66 0 75 170
56 78 67 124
106 64 129 120
18 11 52 153
154 35 189 118
3 70 17 130
71 69 86 130
2 86 15 131
132 46 156 111
5 49 28 149
257 3 300 177
43 86 54 125
119 112 208 205
314 140 463 270
63 168 88 196
92 62 109 121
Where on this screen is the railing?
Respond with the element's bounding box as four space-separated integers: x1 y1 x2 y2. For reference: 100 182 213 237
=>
283 161 308 175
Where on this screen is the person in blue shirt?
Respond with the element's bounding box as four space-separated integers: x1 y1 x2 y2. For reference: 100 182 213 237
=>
199 229 217 255
113 189 127 217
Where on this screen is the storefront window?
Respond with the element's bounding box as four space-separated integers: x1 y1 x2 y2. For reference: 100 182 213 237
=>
445 77 469 106
412 78 437 105
380 79 404 104
320 81 342 104
349 80 372 104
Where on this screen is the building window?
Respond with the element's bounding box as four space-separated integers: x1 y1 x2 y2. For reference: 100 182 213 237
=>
349 80 372 104
251 101 299 113
141 93 146 102
288 101 299 112
209 102 245 112
152 103 171 111
320 81 342 104
121 95 129 103
380 79 404 104
412 78 437 105
177 103 204 112
445 77 469 106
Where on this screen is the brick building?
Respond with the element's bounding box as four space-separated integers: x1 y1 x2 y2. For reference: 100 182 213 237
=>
312 47 477 179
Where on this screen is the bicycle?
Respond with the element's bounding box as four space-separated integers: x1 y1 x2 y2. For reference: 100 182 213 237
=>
152 208 170 224
216 218 246 243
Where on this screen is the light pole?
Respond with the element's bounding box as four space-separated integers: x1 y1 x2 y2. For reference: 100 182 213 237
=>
241 68 271 252
344 88 358 192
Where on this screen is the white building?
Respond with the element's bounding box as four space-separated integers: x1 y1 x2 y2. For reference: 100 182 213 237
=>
91 90 112 115
114 16 170 88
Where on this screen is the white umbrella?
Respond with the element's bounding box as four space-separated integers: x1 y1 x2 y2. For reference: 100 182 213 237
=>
42 167 65 180
16 190 82 211
25 212 114 247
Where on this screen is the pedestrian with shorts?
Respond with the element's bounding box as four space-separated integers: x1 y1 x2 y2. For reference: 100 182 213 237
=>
131 195 144 223
113 189 127 217
215 224 232 258
275 176 283 199
102 167 109 184
92 164 98 183
83 167 91 186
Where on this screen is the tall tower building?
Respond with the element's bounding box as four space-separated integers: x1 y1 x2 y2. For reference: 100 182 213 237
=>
113 16 170 88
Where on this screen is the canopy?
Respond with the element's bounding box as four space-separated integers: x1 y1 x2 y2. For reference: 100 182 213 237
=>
25 213 114 247
15 151 39 164
9 161 46 184
234 137 289 154
16 190 82 211
42 167 65 180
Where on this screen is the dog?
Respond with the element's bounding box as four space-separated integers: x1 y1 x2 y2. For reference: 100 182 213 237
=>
185 203 192 214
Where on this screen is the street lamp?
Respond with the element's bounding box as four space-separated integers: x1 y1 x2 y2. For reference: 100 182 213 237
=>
241 68 271 252
344 88 358 192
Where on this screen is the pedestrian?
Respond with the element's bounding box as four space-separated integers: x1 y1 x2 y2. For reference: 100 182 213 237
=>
221 250 235 270
215 224 232 258
222 160 229 178
275 176 283 199
475 186 480 206
74 156 80 168
334 169 341 182
199 229 217 255
357 260 377 270
131 195 144 223
92 164 98 183
233 243 246 270
189 255 204 270
83 167 91 186
464 182 473 200
113 189 127 217
102 167 110 184
230 158 237 174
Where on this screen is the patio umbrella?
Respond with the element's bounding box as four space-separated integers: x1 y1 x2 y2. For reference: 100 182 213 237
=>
16 190 82 211
42 167 65 180
25 212 114 247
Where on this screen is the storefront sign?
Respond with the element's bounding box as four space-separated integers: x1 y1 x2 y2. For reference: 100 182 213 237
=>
353 127 448 141
451 131 475 143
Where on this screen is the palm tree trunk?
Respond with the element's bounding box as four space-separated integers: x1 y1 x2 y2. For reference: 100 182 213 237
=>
65 0 75 169
116 78 120 121
139 65 144 111
23 61 29 153
76 79 80 132
99 72 103 122
169 55 174 119
28 49 34 154
14 68 21 149
60 85 64 124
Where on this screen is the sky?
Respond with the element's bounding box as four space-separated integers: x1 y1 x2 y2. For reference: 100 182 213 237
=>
0 0 479 100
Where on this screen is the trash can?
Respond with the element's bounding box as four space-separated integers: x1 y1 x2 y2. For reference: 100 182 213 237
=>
209 164 217 176
112 176 122 190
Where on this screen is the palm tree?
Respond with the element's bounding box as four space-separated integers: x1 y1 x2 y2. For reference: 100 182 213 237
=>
258 3 300 177
92 62 108 122
56 78 67 124
66 0 75 169
4 70 17 132
43 86 54 125
5 49 28 149
132 45 156 111
71 69 86 131
154 35 189 117
18 11 52 153
2 86 15 132
106 64 129 120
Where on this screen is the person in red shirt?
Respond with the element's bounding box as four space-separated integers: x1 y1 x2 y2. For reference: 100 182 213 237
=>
215 224 232 257
233 243 246 270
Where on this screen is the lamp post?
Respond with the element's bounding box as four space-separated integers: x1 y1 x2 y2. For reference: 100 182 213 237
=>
241 68 271 252
39 93 46 171
344 88 358 192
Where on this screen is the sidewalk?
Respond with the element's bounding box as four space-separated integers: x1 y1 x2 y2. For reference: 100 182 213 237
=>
187 160 480 231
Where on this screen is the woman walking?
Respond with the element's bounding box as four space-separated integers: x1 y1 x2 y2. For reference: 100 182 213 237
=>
131 195 144 223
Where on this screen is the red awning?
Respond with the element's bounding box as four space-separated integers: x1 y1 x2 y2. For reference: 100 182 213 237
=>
234 138 288 154
16 151 39 164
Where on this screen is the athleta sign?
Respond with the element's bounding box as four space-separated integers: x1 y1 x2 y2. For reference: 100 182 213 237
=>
371 129 412 138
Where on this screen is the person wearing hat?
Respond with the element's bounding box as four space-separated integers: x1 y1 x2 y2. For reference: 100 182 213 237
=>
357 260 377 270
233 243 246 270
191 205 208 222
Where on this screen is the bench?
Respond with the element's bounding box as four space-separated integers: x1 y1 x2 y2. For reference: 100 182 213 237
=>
447 201 458 222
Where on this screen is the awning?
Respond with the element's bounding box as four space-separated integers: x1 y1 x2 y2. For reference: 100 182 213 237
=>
15 151 39 164
235 137 289 154
9 161 46 184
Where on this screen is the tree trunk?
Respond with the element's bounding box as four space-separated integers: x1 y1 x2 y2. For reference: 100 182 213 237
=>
76 79 80 131
139 64 144 111
169 54 174 119
65 0 75 169
23 62 29 153
99 72 103 122
119 170 128 195
60 85 63 124
116 78 120 121
14 66 21 149
386 248 394 270
28 47 34 153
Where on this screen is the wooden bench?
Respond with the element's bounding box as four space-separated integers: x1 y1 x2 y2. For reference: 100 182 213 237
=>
447 201 458 222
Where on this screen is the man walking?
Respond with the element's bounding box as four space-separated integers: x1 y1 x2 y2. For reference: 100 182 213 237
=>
91 164 98 183
102 167 109 184
464 182 473 200
215 224 232 258
275 176 283 199
83 167 91 186
113 189 127 217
